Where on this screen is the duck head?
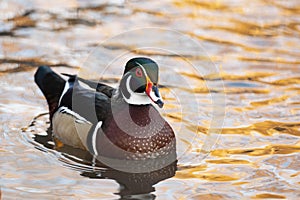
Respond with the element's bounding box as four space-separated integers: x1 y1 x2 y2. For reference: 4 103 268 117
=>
119 57 164 108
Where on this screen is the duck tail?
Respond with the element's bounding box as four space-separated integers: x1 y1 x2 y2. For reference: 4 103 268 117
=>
34 66 66 118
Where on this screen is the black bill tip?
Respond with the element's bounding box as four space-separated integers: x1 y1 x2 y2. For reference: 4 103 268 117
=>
156 99 164 108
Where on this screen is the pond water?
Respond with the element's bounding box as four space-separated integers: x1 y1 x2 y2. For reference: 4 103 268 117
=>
1 0 300 199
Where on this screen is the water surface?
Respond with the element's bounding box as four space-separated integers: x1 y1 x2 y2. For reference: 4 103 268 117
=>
1 0 300 199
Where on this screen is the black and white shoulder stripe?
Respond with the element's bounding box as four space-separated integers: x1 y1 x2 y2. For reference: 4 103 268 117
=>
86 121 103 155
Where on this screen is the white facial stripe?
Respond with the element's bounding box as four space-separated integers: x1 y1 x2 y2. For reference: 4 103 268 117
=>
121 75 152 105
58 81 70 105
92 121 102 156
126 75 131 93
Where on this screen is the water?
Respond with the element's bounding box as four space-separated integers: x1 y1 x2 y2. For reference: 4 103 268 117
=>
1 0 300 199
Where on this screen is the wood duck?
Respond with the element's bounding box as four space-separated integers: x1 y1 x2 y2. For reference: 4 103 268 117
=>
34 57 176 164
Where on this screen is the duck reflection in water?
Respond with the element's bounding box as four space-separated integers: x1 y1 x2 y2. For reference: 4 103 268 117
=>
33 127 177 199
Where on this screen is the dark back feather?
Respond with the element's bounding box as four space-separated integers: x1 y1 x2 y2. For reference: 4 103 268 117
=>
34 66 65 118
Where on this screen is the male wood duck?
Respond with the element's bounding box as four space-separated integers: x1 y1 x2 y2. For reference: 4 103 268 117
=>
34 57 176 165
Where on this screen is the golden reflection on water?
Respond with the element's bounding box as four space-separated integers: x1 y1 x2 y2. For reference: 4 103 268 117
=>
211 144 300 157
0 0 300 199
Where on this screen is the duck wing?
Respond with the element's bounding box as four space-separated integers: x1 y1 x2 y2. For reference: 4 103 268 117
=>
62 73 115 98
59 77 111 124
35 66 113 150
53 77 111 150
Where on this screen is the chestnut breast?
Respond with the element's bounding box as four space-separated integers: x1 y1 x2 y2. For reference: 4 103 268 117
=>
97 104 176 159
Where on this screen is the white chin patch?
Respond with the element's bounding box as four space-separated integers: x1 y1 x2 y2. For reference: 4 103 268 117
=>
148 89 161 102
121 75 151 105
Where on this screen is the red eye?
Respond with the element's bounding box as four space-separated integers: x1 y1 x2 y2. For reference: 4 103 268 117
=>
135 68 143 77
